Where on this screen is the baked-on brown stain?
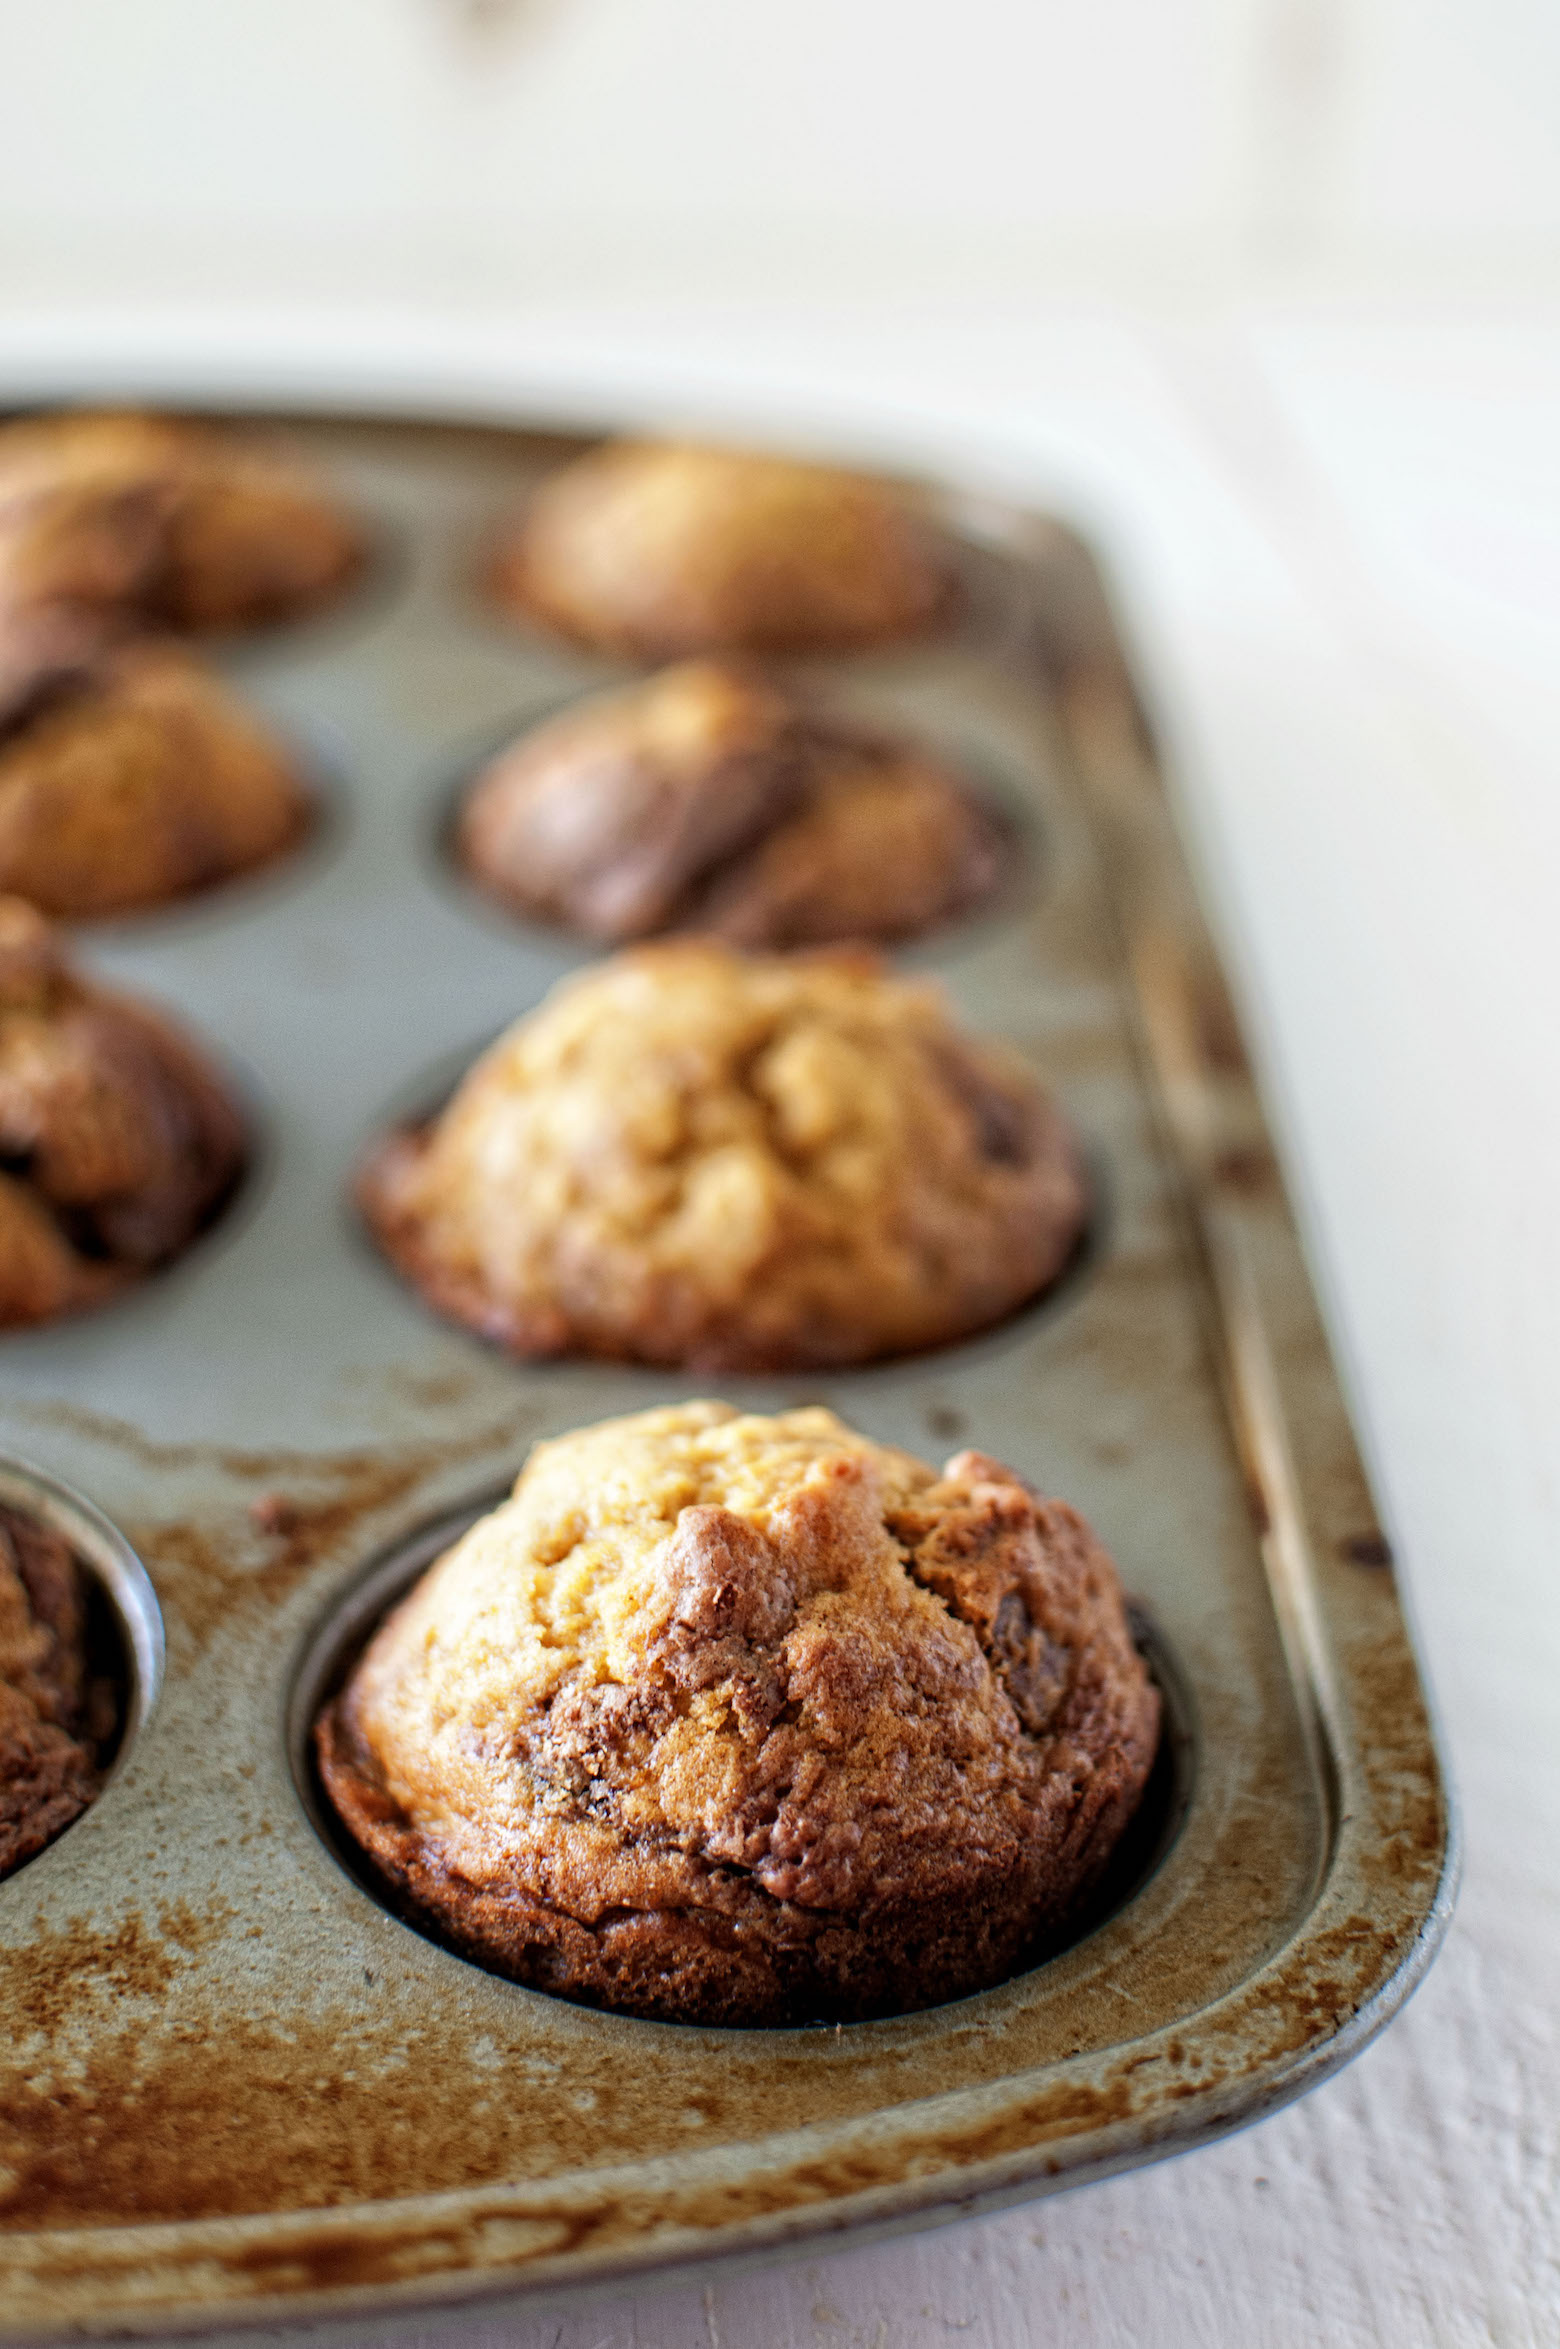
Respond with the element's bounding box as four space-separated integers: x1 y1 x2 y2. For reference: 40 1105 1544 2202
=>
13 1396 546 1651
0 1899 226 2039
135 1452 438 1653
0 1882 1423 2279
0 1628 1354 2247
1212 1145 1278 1196
13 1394 507 1485
1342 1532 1393 1569
0 2013 512 2229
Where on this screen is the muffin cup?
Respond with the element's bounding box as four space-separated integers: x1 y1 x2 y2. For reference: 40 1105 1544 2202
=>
0 1454 163 1863
289 1488 1195 2025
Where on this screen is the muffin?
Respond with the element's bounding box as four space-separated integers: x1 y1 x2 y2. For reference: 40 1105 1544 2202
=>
0 616 311 918
0 899 247 1328
0 1501 116 1880
456 659 1005 948
488 440 950 657
317 1402 1159 2026
0 409 364 633
359 942 1086 1371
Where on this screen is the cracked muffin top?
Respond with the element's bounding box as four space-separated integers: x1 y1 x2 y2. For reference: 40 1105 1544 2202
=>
0 899 247 1328
358 941 1086 1371
0 1502 116 1881
0 409 364 633
316 1401 1160 2025
487 440 950 658
0 613 311 917
455 658 1006 948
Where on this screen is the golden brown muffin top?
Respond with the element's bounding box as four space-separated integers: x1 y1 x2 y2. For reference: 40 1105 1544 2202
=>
0 898 246 1326
0 409 364 633
359 941 1085 1370
330 1403 1157 1982
0 631 310 920
489 440 950 658
456 658 1003 949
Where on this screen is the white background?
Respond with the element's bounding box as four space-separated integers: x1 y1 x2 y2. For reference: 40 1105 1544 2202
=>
1 6 1557 2343
1 0 1559 297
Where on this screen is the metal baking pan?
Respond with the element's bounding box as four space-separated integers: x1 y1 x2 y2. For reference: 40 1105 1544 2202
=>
0 416 1455 2341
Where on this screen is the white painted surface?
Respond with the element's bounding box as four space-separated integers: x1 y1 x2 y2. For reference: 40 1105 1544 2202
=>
0 291 1555 2345
2 0 1559 294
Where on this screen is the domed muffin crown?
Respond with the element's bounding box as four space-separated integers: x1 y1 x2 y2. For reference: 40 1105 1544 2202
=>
489 440 949 657
317 1401 1160 2026
0 409 363 633
456 657 1004 949
359 940 1086 1370
0 624 309 918
0 899 246 1326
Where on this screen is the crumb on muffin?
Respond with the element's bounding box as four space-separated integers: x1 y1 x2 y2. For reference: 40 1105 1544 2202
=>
317 1401 1160 2025
358 941 1087 1371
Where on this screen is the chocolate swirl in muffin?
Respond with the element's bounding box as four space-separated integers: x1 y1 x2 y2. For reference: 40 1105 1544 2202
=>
456 659 1005 949
0 900 246 1328
0 409 364 635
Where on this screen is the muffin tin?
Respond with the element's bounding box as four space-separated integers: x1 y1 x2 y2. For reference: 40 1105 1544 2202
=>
0 417 1454 2340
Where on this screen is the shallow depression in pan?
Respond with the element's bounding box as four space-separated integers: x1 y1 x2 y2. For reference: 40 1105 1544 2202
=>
286 1490 1193 2032
0 1456 164 1886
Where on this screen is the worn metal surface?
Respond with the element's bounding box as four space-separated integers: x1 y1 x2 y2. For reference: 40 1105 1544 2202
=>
0 419 1453 2340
